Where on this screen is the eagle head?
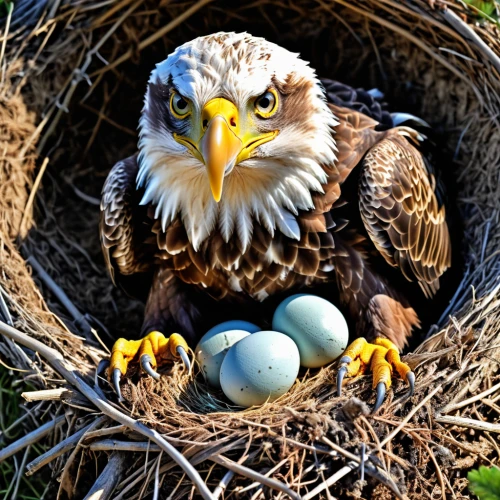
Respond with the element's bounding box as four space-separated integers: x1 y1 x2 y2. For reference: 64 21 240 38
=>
137 32 338 251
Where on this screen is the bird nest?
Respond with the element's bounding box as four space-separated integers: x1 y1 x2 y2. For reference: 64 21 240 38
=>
0 0 499 498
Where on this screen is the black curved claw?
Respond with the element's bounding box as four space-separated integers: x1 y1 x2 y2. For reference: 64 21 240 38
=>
113 368 123 402
405 371 415 399
336 355 352 397
140 354 161 381
176 346 191 371
373 382 386 413
337 366 348 396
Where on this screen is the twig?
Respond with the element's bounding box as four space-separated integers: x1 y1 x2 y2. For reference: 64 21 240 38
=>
0 320 214 500
209 454 301 500
0 415 65 463
89 440 161 453
0 1 13 84
434 415 500 433
212 470 235 499
320 437 363 464
9 445 30 500
84 425 128 440
152 451 163 500
302 463 356 500
0 285 13 326
360 442 366 482
79 102 136 137
26 256 83 321
420 440 446 500
22 388 71 402
26 417 107 476
330 0 484 104
380 384 444 447
90 0 214 78
83 451 127 500
321 437 404 499
442 8 500 74
19 157 49 236
237 455 288 494
440 381 500 414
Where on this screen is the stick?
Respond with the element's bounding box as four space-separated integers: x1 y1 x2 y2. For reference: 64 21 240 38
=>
83 451 127 500
26 417 107 476
19 157 49 236
0 284 13 326
442 9 500 74
0 320 214 500
209 454 301 500
90 0 214 78
22 388 71 402
330 0 483 104
152 451 162 500
9 446 31 500
88 440 161 453
212 470 235 499
302 463 356 500
434 415 500 433
321 437 403 499
0 415 65 463
26 256 88 330
380 384 443 447
440 381 500 414
320 437 363 463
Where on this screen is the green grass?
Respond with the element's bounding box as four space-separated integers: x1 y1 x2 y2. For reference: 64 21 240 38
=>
0 1 13 18
463 0 500 24
0 366 50 500
469 466 500 500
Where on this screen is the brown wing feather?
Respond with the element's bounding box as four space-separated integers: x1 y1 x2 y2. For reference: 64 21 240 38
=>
359 130 451 298
100 154 154 288
300 104 384 234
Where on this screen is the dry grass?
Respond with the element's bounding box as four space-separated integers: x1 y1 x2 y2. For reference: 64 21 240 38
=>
0 0 499 498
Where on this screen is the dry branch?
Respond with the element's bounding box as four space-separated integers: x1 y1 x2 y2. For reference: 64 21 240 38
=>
0 415 65 463
83 451 128 500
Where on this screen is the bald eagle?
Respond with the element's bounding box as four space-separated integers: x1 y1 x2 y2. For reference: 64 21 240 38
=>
101 32 451 410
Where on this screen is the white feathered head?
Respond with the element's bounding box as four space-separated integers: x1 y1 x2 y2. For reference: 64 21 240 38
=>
137 32 338 250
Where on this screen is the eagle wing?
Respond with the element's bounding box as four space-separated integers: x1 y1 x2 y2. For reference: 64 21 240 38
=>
100 154 154 293
359 130 451 298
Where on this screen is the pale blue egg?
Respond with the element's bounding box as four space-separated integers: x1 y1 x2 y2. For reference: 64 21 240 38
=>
195 320 260 388
272 294 348 368
203 320 260 336
220 331 300 407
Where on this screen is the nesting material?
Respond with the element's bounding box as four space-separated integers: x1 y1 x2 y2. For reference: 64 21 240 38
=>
0 1 499 499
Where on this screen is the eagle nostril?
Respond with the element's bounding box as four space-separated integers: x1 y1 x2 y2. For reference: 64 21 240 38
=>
202 119 208 129
230 117 237 127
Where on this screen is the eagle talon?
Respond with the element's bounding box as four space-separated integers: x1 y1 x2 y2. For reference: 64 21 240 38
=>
176 346 191 371
337 364 349 396
140 354 161 380
336 337 413 412
108 332 190 399
373 382 386 413
405 371 415 399
112 368 123 402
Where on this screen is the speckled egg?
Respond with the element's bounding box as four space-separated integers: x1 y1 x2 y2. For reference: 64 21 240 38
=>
195 321 260 388
220 331 300 407
272 294 349 368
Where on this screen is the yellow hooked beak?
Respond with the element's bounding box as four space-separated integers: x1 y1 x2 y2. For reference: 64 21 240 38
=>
174 97 278 202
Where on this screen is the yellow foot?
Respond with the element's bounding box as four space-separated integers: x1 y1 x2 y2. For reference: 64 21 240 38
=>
109 332 190 400
336 337 415 413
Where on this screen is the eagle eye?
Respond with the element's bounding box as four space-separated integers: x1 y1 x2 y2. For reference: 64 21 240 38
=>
170 91 191 118
254 89 278 118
